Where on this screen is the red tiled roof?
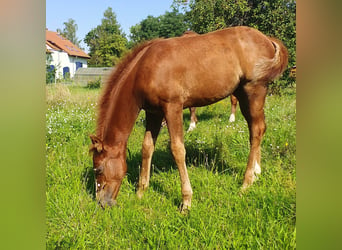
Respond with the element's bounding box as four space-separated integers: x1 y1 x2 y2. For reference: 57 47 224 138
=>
46 40 61 51
46 30 90 59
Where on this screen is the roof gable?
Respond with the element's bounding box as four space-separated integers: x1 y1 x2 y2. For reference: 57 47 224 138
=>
46 30 90 59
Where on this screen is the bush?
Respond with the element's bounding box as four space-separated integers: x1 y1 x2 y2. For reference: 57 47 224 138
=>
268 73 296 96
86 78 102 89
46 65 56 84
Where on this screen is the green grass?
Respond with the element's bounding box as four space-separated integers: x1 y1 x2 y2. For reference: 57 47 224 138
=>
46 84 296 249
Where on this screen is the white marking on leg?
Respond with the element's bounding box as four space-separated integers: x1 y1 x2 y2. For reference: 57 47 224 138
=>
254 161 261 177
187 121 196 132
229 113 235 122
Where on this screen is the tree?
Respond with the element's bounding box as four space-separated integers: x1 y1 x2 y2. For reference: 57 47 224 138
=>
84 7 128 67
57 18 82 48
129 15 161 45
159 10 190 38
184 0 251 34
129 10 189 47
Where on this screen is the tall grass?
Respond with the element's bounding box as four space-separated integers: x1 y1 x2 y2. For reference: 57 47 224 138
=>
46 84 296 249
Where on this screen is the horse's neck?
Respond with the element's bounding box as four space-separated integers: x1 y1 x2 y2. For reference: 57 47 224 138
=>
101 86 140 147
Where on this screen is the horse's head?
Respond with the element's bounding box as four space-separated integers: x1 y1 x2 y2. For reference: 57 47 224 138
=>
89 135 127 208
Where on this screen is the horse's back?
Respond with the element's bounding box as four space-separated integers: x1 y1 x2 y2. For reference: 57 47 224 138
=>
134 26 285 108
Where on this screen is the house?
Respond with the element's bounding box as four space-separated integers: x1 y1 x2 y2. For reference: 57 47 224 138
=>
46 29 90 80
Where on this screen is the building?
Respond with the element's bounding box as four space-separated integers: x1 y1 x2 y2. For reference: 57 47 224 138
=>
74 67 113 86
46 29 90 80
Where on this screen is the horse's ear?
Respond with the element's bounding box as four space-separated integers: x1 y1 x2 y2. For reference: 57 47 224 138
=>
89 134 103 153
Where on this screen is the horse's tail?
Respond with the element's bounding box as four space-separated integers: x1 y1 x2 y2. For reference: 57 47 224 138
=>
254 37 289 82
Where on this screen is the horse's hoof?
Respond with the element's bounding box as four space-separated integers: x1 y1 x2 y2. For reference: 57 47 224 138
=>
136 190 144 199
179 203 191 215
239 182 251 197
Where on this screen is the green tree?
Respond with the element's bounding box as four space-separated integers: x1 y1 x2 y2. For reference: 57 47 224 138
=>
129 10 189 47
84 7 128 67
57 18 82 48
129 15 160 45
159 10 190 38
184 0 251 33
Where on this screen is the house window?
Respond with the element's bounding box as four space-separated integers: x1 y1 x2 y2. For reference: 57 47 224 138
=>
76 62 83 71
63 67 70 79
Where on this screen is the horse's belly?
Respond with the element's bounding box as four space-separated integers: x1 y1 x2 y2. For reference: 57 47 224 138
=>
183 77 238 107
183 92 230 108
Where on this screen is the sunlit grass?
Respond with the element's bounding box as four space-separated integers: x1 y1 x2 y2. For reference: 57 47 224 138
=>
46 84 296 249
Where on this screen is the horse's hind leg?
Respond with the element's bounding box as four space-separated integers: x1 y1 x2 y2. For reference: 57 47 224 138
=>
137 112 163 199
187 107 198 132
234 83 267 190
164 104 193 212
229 94 238 122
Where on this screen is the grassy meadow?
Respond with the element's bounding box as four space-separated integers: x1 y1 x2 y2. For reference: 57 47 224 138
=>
46 83 296 249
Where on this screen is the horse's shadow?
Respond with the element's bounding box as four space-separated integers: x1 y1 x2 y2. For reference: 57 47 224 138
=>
183 111 218 125
126 147 176 185
83 166 96 199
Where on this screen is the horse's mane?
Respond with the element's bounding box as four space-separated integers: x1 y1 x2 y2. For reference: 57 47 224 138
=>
96 39 160 138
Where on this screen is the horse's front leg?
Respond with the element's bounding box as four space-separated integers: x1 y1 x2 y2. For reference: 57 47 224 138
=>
234 83 267 190
164 104 193 212
137 112 163 199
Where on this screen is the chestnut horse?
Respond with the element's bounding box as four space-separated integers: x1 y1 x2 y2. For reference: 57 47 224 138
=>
90 26 288 211
187 94 238 132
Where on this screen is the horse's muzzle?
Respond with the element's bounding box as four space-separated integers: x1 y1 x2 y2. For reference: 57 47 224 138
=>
95 179 122 208
96 183 119 208
98 197 117 208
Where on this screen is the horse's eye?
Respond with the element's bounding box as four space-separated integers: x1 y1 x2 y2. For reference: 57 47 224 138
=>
93 165 104 176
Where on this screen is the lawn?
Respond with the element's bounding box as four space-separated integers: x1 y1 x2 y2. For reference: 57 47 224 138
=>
46 83 296 249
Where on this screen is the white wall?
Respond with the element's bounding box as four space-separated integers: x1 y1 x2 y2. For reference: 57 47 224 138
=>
47 46 88 79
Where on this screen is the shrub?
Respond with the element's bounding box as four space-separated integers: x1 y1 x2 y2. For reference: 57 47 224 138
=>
86 78 102 89
268 75 296 96
46 65 56 84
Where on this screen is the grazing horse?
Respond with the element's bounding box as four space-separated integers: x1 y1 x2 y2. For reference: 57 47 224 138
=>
89 26 288 211
187 94 239 132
